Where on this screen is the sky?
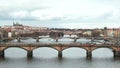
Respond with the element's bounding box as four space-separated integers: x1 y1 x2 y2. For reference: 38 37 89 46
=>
0 0 120 29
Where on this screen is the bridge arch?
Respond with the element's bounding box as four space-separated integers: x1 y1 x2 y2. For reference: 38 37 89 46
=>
3 47 28 52
77 38 91 43
3 47 27 57
92 47 115 52
92 48 114 58
62 47 87 52
38 37 55 41
62 47 87 58
32 47 58 58
58 38 74 42
32 47 59 51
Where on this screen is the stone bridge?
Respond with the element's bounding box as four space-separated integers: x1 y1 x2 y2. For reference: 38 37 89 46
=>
16 36 106 42
0 43 120 58
16 36 79 42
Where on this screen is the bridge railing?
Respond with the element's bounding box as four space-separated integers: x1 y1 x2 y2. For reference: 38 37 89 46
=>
0 42 117 47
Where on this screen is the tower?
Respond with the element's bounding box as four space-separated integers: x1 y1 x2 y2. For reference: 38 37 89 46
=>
104 27 108 39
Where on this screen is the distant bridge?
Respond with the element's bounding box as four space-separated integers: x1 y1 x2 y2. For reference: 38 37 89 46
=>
15 36 108 43
0 42 120 59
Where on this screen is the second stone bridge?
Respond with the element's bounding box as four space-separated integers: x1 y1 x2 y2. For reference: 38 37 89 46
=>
0 43 120 58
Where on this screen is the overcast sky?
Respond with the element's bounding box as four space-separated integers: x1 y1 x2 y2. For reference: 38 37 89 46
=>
0 0 120 28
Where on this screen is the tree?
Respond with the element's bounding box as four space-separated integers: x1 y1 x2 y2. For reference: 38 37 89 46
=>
91 29 101 37
49 31 64 39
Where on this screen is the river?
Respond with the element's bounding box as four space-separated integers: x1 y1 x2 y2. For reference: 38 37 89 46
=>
0 36 120 68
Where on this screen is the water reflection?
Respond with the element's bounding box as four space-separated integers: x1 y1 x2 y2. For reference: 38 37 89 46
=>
0 48 120 68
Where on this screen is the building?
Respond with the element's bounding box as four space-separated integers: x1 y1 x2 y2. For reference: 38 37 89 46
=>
113 28 120 37
0 28 8 41
107 29 113 37
13 22 23 26
106 28 120 37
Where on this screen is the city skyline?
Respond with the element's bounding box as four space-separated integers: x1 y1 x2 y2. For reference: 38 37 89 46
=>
1 21 120 29
0 0 120 28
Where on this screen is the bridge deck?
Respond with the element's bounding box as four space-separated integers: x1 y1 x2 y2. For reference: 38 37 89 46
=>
0 42 118 47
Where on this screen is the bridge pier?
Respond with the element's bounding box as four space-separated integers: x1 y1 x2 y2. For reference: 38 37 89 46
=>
113 50 120 58
0 50 4 58
58 51 62 59
91 37 94 43
36 37 39 42
17 37 21 42
69 34 71 37
27 50 33 58
74 38 77 42
86 51 92 59
56 39 58 42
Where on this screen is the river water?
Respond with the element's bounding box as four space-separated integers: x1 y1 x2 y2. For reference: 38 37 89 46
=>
0 35 120 68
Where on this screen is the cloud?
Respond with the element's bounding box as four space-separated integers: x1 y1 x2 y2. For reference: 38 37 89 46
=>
0 0 120 28
9 10 29 18
30 9 64 20
107 8 120 20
